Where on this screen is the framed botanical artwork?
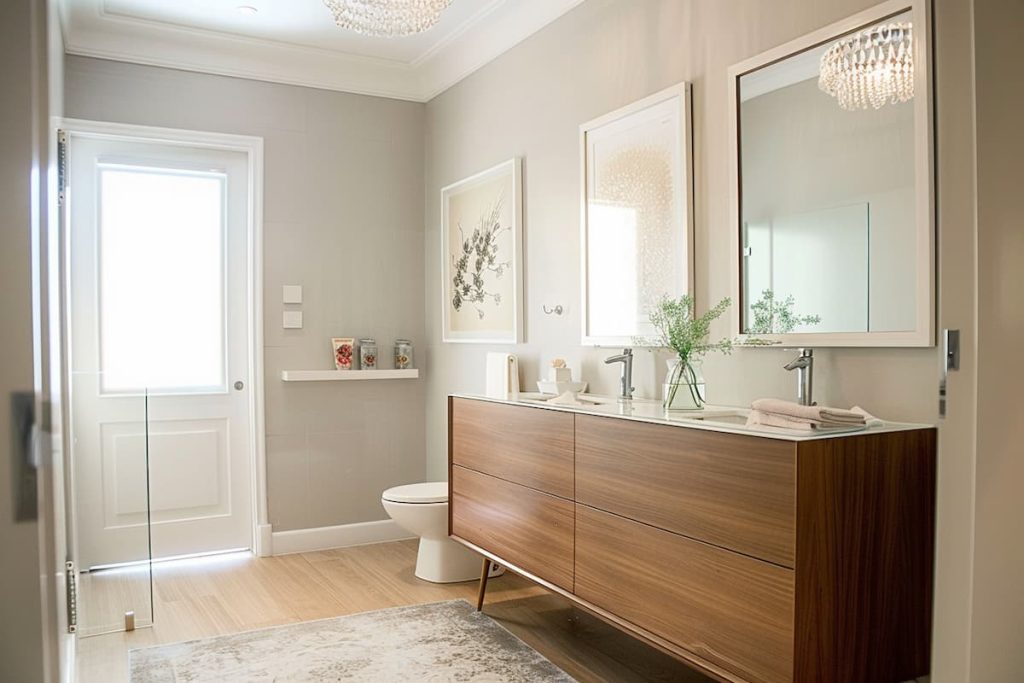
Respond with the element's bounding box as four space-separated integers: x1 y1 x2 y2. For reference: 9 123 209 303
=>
441 158 523 344
579 82 694 346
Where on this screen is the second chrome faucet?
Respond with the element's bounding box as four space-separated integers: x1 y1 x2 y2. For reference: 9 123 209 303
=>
604 348 634 401
784 348 814 406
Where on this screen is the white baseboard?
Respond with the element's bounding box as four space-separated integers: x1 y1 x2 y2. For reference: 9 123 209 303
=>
255 524 273 557
270 519 414 556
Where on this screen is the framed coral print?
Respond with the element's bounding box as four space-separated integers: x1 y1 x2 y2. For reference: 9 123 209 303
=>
441 158 523 344
580 82 694 346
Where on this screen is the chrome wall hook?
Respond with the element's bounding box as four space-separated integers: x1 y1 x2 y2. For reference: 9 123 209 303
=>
543 304 564 316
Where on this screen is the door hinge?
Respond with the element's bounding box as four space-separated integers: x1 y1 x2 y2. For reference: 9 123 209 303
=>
65 560 77 633
57 129 68 209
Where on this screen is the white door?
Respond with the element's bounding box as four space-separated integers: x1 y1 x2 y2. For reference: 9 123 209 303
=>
68 134 253 569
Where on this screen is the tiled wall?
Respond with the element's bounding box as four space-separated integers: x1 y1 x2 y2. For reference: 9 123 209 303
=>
65 57 426 531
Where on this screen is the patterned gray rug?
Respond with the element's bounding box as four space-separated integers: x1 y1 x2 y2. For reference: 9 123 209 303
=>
129 600 576 682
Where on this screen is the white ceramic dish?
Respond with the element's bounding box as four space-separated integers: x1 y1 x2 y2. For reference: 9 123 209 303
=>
537 380 588 395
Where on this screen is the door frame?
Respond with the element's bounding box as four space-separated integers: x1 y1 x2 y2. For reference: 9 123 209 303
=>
57 117 270 558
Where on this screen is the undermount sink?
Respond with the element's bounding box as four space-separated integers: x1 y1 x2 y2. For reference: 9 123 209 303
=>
517 393 753 425
670 408 752 427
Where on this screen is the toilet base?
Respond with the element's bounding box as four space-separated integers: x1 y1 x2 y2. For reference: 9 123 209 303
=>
414 536 484 583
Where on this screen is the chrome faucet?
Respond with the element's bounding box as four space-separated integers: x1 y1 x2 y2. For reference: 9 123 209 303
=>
604 348 634 401
784 348 814 406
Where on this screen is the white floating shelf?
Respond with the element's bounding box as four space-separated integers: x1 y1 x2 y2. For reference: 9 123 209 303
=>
281 369 420 382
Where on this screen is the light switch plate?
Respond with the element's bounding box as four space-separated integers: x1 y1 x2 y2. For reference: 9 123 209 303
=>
282 285 303 304
282 311 303 329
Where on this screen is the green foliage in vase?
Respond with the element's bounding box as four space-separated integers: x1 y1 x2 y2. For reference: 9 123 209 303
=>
451 195 511 319
635 295 733 409
635 294 734 365
746 289 822 334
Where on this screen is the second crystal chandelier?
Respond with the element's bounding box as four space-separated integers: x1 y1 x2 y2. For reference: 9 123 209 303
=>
819 22 914 111
322 0 453 37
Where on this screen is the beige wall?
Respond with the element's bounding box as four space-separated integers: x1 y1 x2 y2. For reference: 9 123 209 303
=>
64 57 427 532
969 0 1024 678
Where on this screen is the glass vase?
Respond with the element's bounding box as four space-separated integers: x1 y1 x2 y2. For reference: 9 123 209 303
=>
663 357 706 411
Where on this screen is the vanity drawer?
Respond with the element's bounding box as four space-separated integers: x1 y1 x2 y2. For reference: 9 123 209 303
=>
575 505 795 683
450 465 574 591
449 397 574 499
575 414 796 567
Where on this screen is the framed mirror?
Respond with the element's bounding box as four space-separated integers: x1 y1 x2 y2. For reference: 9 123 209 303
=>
580 83 694 346
729 0 934 347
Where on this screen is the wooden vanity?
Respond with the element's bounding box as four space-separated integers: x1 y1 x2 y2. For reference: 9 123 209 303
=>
448 395 936 683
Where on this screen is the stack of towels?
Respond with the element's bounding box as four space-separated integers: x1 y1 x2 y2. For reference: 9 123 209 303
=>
746 398 881 433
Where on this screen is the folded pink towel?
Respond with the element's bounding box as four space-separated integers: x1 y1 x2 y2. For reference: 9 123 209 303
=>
750 398 866 425
746 409 862 433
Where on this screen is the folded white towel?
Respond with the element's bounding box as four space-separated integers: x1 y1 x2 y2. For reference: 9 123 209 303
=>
548 391 584 406
850 406 885 428
746 409 862 433
750 398 866 425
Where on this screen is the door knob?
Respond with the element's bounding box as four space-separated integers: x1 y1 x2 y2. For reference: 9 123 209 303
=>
234 381 244 391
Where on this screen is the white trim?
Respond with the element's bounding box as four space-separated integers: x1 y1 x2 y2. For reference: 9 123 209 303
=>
440 158 524 345
726 0 936 348
270 520 414 556
579 82 695 347
56 117 270 556
59 0 586 103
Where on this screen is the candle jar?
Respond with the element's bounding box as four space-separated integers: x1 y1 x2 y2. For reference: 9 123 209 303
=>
359 338 378 369
394 339 414 370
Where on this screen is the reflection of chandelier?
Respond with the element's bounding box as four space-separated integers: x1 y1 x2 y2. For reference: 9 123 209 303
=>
819 22 914 110
322 0 452 37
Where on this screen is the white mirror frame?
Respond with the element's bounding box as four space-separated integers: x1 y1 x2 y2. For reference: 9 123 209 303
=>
728 0 935 347
579 82 695 347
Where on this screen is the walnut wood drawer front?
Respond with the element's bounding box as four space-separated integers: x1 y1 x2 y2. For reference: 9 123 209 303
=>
575 506 795 683
450 397 574 499
450 465 574 591
575 414 796 567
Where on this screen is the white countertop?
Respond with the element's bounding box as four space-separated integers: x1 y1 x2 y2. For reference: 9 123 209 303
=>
451 392 934 442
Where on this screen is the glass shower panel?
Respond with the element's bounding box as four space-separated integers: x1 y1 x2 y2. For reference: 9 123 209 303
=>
74 382 153 637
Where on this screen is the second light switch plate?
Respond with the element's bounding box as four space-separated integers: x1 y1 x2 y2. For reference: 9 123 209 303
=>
283 311 303 329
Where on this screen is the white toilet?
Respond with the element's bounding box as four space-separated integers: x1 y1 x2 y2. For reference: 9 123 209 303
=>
381 482 484 583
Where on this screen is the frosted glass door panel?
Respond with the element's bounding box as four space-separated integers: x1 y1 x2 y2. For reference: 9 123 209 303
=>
99 167 226 394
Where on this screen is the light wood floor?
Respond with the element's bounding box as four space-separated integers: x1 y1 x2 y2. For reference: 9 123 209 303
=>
76 539 710 682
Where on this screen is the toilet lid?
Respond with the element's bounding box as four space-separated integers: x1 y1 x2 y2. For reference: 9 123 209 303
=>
382 482 448 504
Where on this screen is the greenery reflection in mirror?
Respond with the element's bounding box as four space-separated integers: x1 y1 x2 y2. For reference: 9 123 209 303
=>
738 10 918 336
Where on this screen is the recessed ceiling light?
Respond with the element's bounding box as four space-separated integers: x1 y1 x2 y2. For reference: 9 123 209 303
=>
237 5 258 15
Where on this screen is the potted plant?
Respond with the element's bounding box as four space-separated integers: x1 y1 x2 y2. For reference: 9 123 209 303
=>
636 295 733 410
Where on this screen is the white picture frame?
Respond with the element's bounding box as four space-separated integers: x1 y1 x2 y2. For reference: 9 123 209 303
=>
441 158 524 344
579 83 695 347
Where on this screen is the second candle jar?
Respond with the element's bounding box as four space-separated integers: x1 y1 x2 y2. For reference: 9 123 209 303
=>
359 338 377 369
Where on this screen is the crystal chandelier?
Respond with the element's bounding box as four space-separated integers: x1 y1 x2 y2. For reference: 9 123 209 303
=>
322 0 453 37
819 22 914 110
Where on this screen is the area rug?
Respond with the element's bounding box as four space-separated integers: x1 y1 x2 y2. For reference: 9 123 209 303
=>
129 599 576 682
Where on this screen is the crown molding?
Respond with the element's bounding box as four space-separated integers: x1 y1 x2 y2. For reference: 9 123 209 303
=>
60 0 587 102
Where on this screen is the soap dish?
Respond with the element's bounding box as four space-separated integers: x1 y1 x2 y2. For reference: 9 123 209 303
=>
537 380 588 395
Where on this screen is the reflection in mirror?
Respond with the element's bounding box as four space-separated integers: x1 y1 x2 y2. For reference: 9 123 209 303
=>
739 10 917 335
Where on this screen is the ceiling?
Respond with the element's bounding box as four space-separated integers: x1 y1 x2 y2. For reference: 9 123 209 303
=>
59 0 586 102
